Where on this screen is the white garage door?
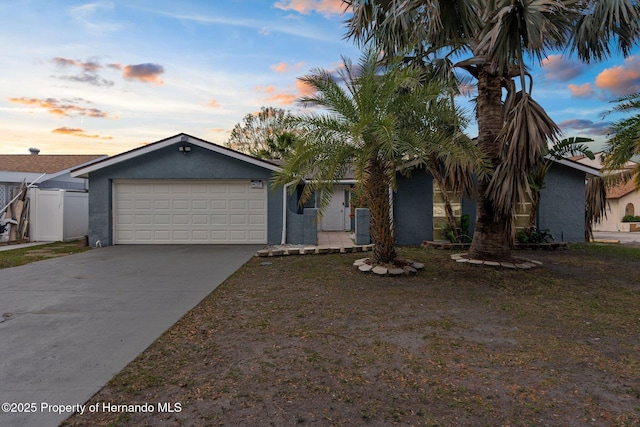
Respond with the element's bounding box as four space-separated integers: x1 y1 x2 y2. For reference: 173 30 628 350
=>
113 180 267 244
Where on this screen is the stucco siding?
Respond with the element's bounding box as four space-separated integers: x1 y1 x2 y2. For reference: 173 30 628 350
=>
87 143 282 246
537 163 585 242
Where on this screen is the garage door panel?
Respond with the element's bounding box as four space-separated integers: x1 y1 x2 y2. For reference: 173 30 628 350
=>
114 180 267 244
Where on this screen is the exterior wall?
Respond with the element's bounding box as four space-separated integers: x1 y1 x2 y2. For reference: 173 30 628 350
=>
286 208 318 245
394 169 433 245
354 208 370 245
595 191 640 231
87 143 282 246
537 163 585 242
39 172 89 190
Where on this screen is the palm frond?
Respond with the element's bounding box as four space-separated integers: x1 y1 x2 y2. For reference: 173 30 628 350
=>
487 91 561 218
585 176 608 241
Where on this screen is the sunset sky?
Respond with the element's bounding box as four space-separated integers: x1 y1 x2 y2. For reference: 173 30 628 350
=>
1 0 639 155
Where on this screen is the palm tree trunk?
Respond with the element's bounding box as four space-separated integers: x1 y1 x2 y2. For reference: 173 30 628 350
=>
468 67 512 261
430 159 459 241
364 157 397 264
528 192 540 230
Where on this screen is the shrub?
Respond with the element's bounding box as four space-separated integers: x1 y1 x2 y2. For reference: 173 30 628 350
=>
516 228 555 244
622 215 640 222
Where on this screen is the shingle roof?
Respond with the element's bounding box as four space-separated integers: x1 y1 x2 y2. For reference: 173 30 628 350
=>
607 178 639 199
0 155 105 174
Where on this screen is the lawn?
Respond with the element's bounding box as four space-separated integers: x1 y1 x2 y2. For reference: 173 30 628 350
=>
63 244 640 426
0 240 89 269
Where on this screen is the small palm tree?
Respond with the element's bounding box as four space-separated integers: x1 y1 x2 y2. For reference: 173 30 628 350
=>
275 49 468 264
603 92 640 184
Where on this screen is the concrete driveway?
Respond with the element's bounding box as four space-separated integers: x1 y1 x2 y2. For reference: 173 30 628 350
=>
0 245 260 427
592 231 640 245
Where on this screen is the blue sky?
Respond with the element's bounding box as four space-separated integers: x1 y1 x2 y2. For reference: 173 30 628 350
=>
1 0 639 155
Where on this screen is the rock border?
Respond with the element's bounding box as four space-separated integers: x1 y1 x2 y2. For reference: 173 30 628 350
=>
353 258 424 276
256 244 374 257
451 253 542 269
424 241 567 251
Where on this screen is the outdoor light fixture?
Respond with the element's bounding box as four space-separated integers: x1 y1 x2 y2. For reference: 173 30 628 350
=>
179 145 191 154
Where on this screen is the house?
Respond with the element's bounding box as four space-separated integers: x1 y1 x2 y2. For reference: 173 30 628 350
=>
571 152 640 232
0 148 105 205
72 134 285 246
73 133 597 248
0 149 106 242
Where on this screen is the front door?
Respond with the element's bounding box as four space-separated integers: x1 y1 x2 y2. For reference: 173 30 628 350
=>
321 188 346 231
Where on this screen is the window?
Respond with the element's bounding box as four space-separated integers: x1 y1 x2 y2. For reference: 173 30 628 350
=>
625 203 635 217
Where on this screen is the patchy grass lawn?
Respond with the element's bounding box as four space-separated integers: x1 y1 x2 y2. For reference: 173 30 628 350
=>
63 244 640 426
0 240 89 269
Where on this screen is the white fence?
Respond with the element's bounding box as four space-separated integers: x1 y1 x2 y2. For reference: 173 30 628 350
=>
28 188 88 242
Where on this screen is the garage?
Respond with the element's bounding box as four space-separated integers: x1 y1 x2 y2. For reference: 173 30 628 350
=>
71 133 283 247
113 179 267 244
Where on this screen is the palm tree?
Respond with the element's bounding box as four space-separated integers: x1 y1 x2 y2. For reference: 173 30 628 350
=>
527 137 594 231
346 0 640 261
275 49 471 264
602 92 640 184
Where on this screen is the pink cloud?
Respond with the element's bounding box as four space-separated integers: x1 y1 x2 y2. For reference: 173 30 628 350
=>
110 63 165 85
52 127 113 139
208 99 221 108
256 81 315 106
274 0 347 16
568 83 594 98
541 55 585 81
8 97 113 118
271 62 289 73
595 56 640 96
53 57 102 72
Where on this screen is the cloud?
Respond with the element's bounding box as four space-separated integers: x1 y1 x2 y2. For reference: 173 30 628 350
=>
568 83 594 98
595 56 640 96
112 63 165 85
52 56 114 87
52 127 113 139
211 128 229 134
256 80 316 105
8 97 113 118
541 55 585 81
208 99 221 108
274 0 347 16
53 57 102 72
558 119 611 136
69 1 124 33
271 61 305 73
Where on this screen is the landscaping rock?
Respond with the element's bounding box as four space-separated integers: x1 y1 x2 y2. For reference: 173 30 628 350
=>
287 248 300 255
270 249 283 257
515 263 532 269
456 258 468 263
372 266 388 275
501 262 516 269
358 264 373 272
389 268 404 275
468 259 484 265
303 247 316 254
317 247 330 254
403 266 417 274
257 250 270 257
484 261 501 267
411 262 425 270
342 247 353 253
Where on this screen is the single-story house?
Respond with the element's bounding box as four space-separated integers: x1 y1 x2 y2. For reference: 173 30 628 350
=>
571 152 639 232
72 133 597 247
0 149 106 242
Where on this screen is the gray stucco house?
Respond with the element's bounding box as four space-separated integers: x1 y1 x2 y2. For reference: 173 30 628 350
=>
73 133 597 247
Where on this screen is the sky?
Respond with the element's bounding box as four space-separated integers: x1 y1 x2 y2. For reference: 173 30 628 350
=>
1 0 639 156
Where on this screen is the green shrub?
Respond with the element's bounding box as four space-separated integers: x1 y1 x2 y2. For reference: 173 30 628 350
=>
516 228 555 244
622 215 640 222
441 214 472 243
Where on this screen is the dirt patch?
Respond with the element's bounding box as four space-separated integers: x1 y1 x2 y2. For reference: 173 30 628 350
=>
63 244 640 426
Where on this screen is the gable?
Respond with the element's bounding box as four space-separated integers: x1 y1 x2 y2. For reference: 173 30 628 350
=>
72 133 280 178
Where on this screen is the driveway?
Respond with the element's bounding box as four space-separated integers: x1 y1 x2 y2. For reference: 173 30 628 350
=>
0 245 260 427
592 231 640 245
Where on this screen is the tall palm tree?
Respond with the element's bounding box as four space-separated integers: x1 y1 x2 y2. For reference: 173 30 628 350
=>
275 49 471 264
346 0 640 261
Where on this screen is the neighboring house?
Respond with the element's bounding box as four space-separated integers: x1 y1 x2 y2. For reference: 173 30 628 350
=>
571 152 640 232
73 133 596 247
0 149 106 242
0 148 105 206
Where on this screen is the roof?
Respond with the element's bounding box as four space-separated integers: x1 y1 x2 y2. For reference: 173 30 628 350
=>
71 133 281 178
607 178 639 199
0 154 106 174
551 157 601 176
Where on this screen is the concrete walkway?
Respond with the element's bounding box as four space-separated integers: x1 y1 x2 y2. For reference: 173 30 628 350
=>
0 244 260 427
317 231 355 248
592 231 640 245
